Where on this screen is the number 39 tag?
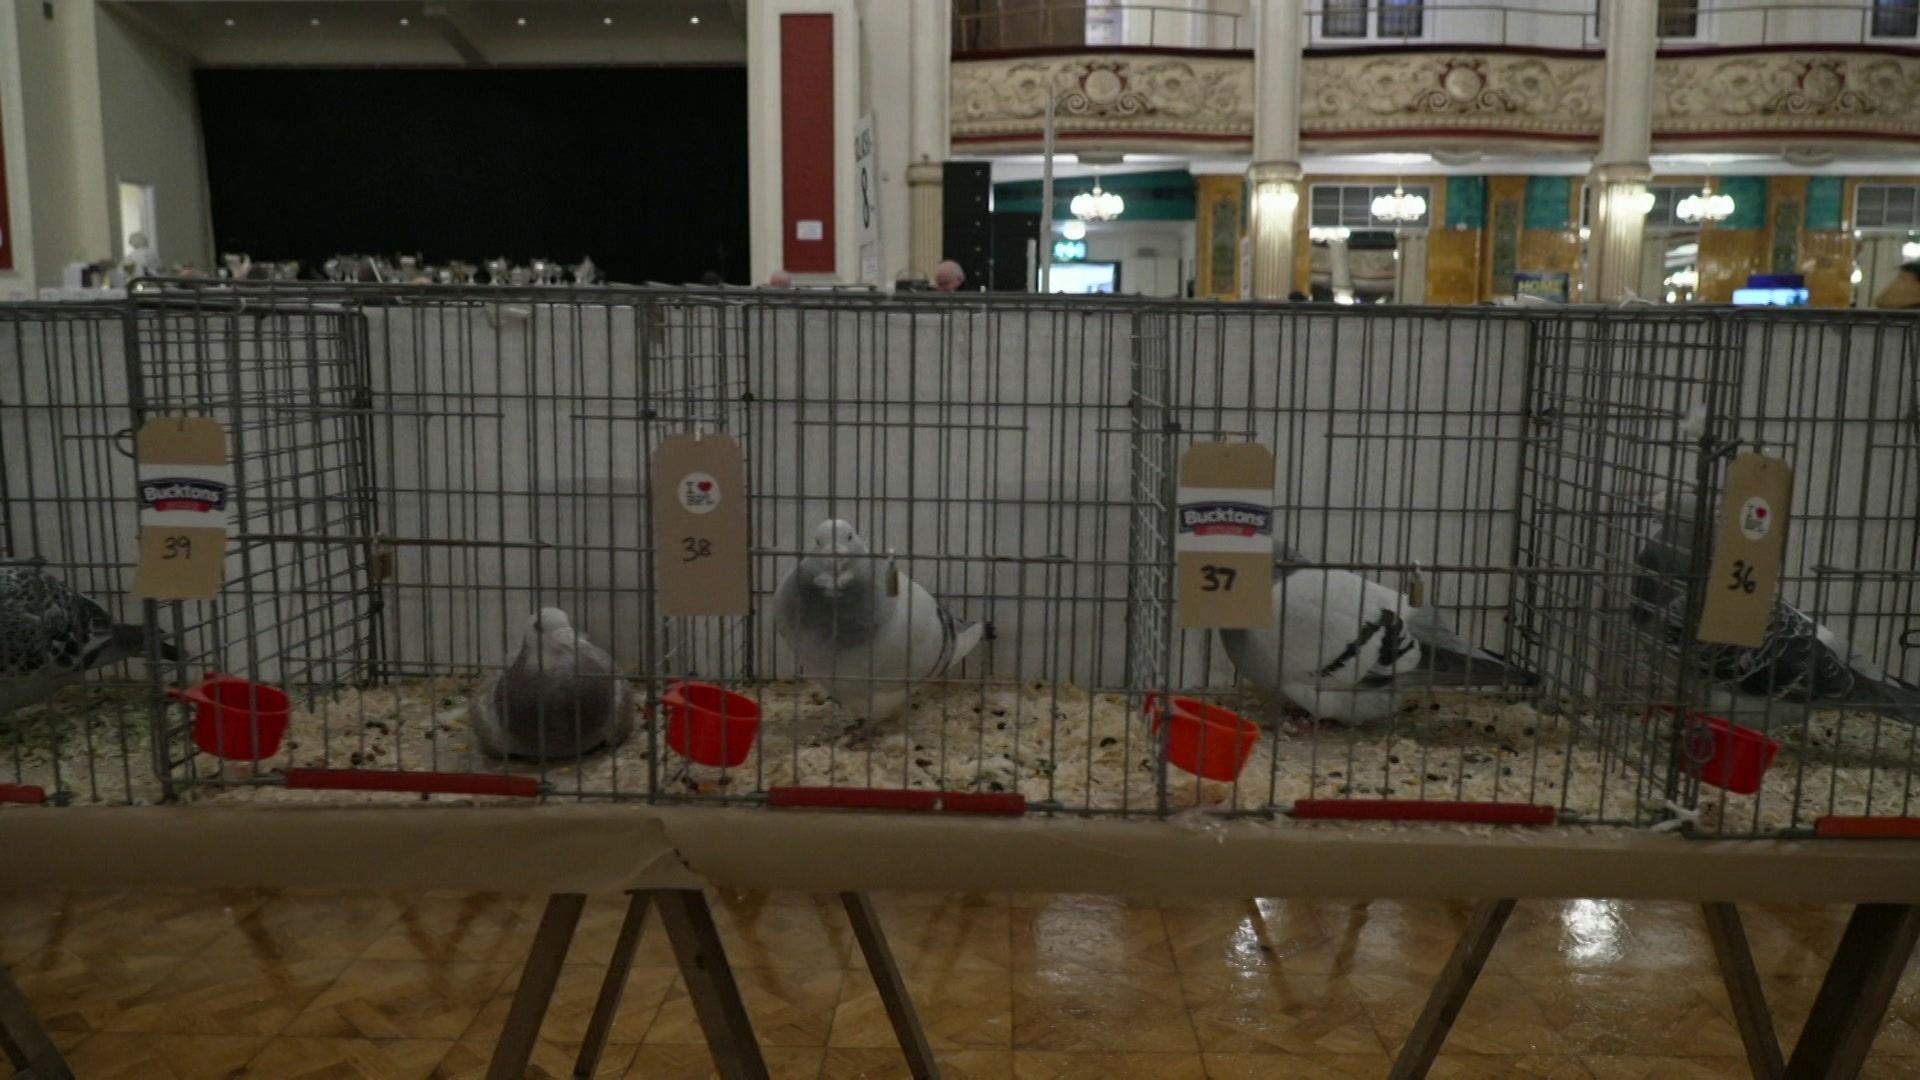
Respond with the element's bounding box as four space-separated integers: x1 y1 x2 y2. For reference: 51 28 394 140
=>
132 417 231 601
1697 452 1794 648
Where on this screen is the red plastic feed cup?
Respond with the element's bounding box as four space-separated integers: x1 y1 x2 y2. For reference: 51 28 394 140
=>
1685 714 1781 795
171 675 292 761
663 681 762 768
1144 694 1260 782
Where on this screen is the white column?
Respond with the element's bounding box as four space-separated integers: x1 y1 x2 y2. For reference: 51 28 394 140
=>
1588 0 1657 303
1248 0 1304 300
908 0 950 280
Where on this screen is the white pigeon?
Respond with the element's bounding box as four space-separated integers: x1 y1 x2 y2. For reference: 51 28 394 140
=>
470 608 635 759
2 557 175 720
1218 540 1535 723
770 519 984 723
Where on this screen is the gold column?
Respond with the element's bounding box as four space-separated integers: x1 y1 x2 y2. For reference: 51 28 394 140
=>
1194 175 1246 300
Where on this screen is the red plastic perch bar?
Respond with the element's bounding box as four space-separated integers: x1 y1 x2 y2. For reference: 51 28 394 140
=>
768 786 1027 815
1289 799 1557 826
1814 816 1920 839
281 769 541 798
0 784 47 805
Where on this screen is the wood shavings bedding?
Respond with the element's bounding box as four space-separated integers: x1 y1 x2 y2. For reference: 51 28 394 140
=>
4 677 1916 837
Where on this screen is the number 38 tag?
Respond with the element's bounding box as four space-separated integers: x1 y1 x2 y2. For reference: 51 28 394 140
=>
1697 452 1793 648
132 417 231 601
652 433 750 617
1176 442 1274 630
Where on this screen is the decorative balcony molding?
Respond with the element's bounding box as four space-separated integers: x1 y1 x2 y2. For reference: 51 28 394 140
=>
1300 50 1603 145
1653 48 1920 145
948 45 1920 156
950 50 1255 152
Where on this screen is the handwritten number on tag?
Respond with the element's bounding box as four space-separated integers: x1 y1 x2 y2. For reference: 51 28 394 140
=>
161 536 191 560
681 536 714 563
1200 565 1237 592
1728 559 1757 594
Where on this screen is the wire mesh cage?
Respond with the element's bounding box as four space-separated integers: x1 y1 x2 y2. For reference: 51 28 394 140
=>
1 286 1915 837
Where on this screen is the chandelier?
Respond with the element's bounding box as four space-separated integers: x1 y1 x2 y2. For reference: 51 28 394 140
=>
1624 189 1657 216
1370 185 1427 224
1308 226 1351 244
1071 176 1124 222
1676 186 1733 224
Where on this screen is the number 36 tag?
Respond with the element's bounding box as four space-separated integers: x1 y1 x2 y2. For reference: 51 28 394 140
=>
132 417 230 601
652 433 750 617
1697 452 1793 648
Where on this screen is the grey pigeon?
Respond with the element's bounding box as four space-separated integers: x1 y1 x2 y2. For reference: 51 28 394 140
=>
1 557 175 718
471 608 635 759
1629 484 1920 726
770 519 984 722
1218 538 1534 723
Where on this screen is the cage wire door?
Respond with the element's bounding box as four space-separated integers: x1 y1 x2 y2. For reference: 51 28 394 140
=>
128 297 383 798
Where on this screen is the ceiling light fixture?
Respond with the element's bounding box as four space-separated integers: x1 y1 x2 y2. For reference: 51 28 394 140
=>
398 17 410 26
603 15 614 25
517 16 528 26
224 17 235 27
690 16 701 24
1675 185 1733 224
1308 226 1351 244
1370 185 1427 224
1070 175 1124 222
1059 220 1087 241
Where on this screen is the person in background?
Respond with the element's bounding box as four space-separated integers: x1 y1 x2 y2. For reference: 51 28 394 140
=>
934 260 966 293
766 269 793 288
1874 261 1920 308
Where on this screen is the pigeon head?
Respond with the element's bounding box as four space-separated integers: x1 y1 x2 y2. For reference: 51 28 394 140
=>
803 519 870 597
810 519 868 558
526 607 577 646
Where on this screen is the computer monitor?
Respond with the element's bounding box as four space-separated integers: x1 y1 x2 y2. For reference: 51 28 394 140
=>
1731 287 1809 306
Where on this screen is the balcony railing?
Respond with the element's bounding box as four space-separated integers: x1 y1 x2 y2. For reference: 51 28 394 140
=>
953 1 1251 55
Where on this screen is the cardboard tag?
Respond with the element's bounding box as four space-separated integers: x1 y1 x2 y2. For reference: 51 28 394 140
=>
132 417 231 600
1697 452 1794 648
652 433 751 617
1176 442 1275 630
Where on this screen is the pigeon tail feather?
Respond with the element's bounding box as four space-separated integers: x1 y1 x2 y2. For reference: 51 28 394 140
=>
1854 676 1920 725
949 621 985 670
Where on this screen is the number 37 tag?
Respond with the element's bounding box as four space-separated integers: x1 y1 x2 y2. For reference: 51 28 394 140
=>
1176 442 1275 630
652 433 751 617
1697 452 1793 648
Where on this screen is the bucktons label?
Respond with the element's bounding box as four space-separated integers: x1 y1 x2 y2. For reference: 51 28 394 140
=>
1179 502 1271 538
141 478 228 513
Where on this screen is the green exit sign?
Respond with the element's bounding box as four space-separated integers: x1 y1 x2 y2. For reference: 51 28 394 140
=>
1053 239 1087 262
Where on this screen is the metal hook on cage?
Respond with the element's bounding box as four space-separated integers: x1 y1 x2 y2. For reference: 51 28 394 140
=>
1406 561 1426 609
111 426 136 460
885 549 900 598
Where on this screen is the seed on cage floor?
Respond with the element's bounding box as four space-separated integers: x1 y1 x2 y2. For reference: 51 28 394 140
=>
1099 737 1117 748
